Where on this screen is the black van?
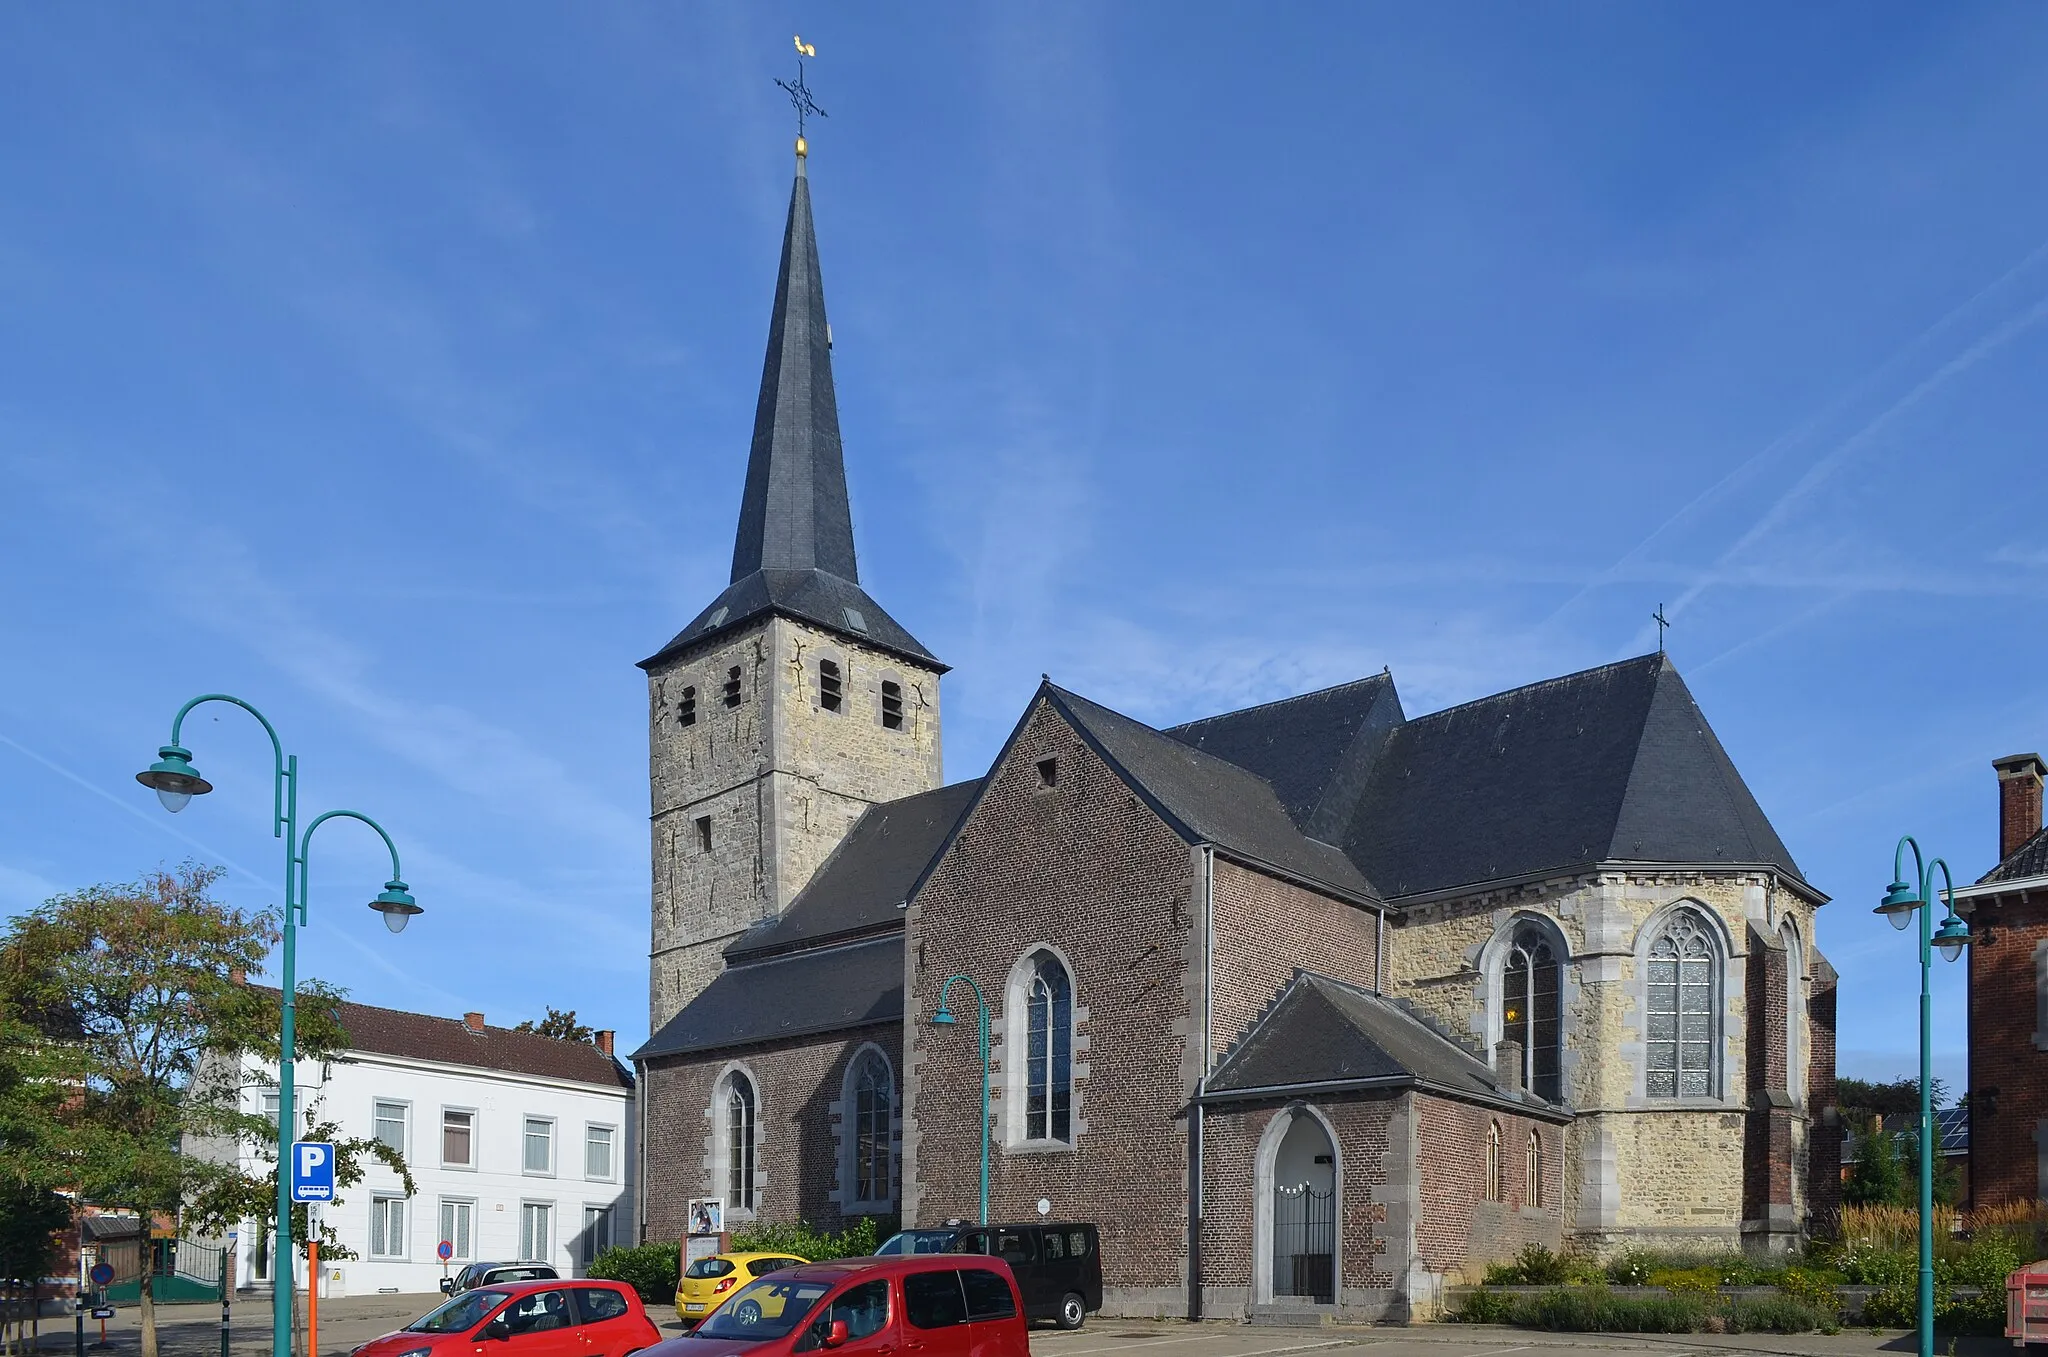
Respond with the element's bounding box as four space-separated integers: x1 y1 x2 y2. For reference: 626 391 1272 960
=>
948 1223 1101 1329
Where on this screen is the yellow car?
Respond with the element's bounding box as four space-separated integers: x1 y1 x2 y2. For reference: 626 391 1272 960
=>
675 1252 809 1326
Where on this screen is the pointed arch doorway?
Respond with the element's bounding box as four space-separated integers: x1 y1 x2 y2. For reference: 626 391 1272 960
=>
1254 1106 1339 1305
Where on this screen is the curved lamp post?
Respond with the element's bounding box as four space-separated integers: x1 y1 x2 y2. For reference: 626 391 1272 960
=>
930 975 990 1226
1874 834 1970 1357
138 694 419 1357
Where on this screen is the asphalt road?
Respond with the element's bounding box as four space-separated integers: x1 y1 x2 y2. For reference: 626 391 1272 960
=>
43 1296 2009 1357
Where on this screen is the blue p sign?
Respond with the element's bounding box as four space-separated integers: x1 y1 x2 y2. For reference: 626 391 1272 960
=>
290 1141 336 1202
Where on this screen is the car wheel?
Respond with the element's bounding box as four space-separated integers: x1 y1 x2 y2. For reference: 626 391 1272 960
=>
735 1300 763 1326
1056 1294 1085 1330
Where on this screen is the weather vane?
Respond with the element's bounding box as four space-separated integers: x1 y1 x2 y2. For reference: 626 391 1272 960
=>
776 35 827 155
1652 603 1670 655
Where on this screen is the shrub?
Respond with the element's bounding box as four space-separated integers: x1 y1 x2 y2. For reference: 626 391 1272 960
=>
589 1242 680 1305
729 1216 891 1262
1482 1244 1600 1286
1726 1296 1834 1334
1604 1249 1657 1286
1648 1267 1720 1305
1519 1286 1705 1333
1451 1288 1518 1324
1777 1265 1842 1314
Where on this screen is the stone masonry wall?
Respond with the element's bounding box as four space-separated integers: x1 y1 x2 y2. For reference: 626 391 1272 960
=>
904 696 1196 1313
1210 859 1382 1058
1385 869 1825 1251
639 1021 902 1242
648 616 941 1031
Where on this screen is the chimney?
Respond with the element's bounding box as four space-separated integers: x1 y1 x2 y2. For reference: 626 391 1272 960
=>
595 1030 615 1057
1994 753 2046 862
1494 1040 1525 1095
463 1011 486 1033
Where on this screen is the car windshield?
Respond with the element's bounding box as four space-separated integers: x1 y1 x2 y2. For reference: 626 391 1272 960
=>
406 1291 505 1334
689 1278 831 1342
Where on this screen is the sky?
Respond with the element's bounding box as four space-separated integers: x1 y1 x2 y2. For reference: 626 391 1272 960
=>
3 4 2046 1086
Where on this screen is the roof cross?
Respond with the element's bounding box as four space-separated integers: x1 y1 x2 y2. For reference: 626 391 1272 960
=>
1652 603 1671 654
776 35 828 148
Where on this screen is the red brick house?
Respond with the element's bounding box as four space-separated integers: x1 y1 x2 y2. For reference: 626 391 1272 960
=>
1953 752 2047 1209
632 144 1834 1321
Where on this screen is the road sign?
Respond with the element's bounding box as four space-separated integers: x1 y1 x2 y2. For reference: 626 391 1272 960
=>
437 1240 453 1261
89 1263 114 1287
290 1141 336 1202
91 1307 115 1320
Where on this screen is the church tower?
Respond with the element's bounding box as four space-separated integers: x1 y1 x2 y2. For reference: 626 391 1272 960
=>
641 144 945 1032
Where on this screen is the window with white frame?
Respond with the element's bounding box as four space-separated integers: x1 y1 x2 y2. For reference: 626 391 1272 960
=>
373 1101 408 1155
1646 908 1719 1098
523 1118 554 1174
438 1199 475 1262
518 1201 552 1261
1501 926 1563 1102
581 1205 613 1267
1025 953 1073 1142
442 1109 475 1168
1526 1130 1543 1208
1486 1121 1503 1202
1781 920 1804 1104
261 1092 281 1130
369 1195 407 1258
585 1125 615 1180
851 1052 893 1205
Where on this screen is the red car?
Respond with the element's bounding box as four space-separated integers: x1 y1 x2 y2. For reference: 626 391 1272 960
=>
351 1279 662 1357
642 1255 1028 1357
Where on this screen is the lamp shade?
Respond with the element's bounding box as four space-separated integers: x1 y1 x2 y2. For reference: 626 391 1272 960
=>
1934 916 1971 963
136 745 213 813
1876 878 1921 929
368 880 422 934
931 1006 956 1027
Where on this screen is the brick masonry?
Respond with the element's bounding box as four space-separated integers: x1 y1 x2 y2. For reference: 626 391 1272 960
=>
1966 892 2048 1207
639 1021 902 1241
646 615 943 1030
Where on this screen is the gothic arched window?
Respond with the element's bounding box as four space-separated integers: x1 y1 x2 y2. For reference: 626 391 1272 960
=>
851 1052 893 1205
724 1073 757 1208
1026 954 1073 1143
1646 909 1718 1098
1486 1121 1503 1202
1527 1130 1543 1208
1502 927 1563 1102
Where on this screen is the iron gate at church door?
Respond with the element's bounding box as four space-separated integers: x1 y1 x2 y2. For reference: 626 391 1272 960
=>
1272 1185 1335 1303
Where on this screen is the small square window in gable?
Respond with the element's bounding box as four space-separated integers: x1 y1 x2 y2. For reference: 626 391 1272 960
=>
1035 758 1059 790
880 680 903 730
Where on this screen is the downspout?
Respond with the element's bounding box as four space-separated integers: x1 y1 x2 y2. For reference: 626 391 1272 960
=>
1375 906 1385 994
635 1061 649 1243
1187 845 1215 1322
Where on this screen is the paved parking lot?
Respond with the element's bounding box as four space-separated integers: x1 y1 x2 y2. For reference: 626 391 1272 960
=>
57 1295 2005 1357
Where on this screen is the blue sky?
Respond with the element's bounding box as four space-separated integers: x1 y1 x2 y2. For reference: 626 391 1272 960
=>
4 5 2046 1085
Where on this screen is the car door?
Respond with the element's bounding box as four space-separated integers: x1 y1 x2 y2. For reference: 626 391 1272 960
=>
985 1231 1039 1319
899 1269 968 1357
793 1278 896 1357
566 1285 637 1357
481 1289 582 1357
955 1268 1024 1357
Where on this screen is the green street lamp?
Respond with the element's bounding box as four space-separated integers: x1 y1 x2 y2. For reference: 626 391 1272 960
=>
1873 834 1970 1357
931 975 990 1227
137 694 419 1357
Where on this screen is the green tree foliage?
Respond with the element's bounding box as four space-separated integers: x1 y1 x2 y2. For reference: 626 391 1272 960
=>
513 1009 597 1043
1843 1124 1908 1207
0 864 409 1357
1838 1075 1947 1117
0 1183 71 1351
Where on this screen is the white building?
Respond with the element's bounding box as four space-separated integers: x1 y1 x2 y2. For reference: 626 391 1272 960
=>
217 998 636 1297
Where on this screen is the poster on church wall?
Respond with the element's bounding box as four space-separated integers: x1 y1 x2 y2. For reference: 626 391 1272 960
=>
687 1198 724 1237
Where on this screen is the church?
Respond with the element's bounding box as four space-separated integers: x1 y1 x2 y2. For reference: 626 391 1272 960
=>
630 140 1839 1322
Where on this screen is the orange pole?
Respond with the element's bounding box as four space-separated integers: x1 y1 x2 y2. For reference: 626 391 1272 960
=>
307 1239 319 1357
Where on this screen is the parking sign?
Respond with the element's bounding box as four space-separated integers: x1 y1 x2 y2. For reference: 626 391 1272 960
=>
289 1141 336 1202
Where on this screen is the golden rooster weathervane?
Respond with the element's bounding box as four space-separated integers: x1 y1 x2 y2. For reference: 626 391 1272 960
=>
776 35 827 158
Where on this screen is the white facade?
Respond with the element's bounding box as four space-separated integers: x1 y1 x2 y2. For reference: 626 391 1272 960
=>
226 1045 635 1297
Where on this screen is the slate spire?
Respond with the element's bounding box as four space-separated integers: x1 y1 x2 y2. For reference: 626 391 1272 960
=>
730 153 859 584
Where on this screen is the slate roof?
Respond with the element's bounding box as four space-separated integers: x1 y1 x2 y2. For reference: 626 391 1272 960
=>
641 163 939 672
1047 684 1376 902
247 987 634 1089
1167 673 1405 841
1977 825 2048 886
1205 971 1569 1120
1338 654 1807 901
726 779 983 963
634 935 903 1060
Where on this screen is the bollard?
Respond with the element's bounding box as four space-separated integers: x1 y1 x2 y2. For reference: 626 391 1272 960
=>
75 1292 86 1357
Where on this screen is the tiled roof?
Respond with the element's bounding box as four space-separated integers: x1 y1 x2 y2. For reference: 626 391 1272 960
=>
248 987 633 1090
1977 825 2048 886
634 935 902 1061
1205 971 1569 1121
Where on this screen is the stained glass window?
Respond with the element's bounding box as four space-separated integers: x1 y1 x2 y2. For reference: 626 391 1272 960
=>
1647 910 1717 1098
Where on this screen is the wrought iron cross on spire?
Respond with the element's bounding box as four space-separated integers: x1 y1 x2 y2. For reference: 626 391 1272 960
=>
1652 603 1671 654
776 35 827 147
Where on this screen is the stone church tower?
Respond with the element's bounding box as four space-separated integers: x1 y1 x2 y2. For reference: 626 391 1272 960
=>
640 148 945 1033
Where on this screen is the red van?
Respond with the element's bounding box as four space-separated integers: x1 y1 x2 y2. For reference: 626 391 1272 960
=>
642 1255 1029 1357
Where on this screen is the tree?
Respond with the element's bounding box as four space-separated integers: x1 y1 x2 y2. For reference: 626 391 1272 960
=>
0 1183 69 1356
1838 1075 1948 1118
513 1008 596 1043
0 865 408 1357
1844 1121 1907 1207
